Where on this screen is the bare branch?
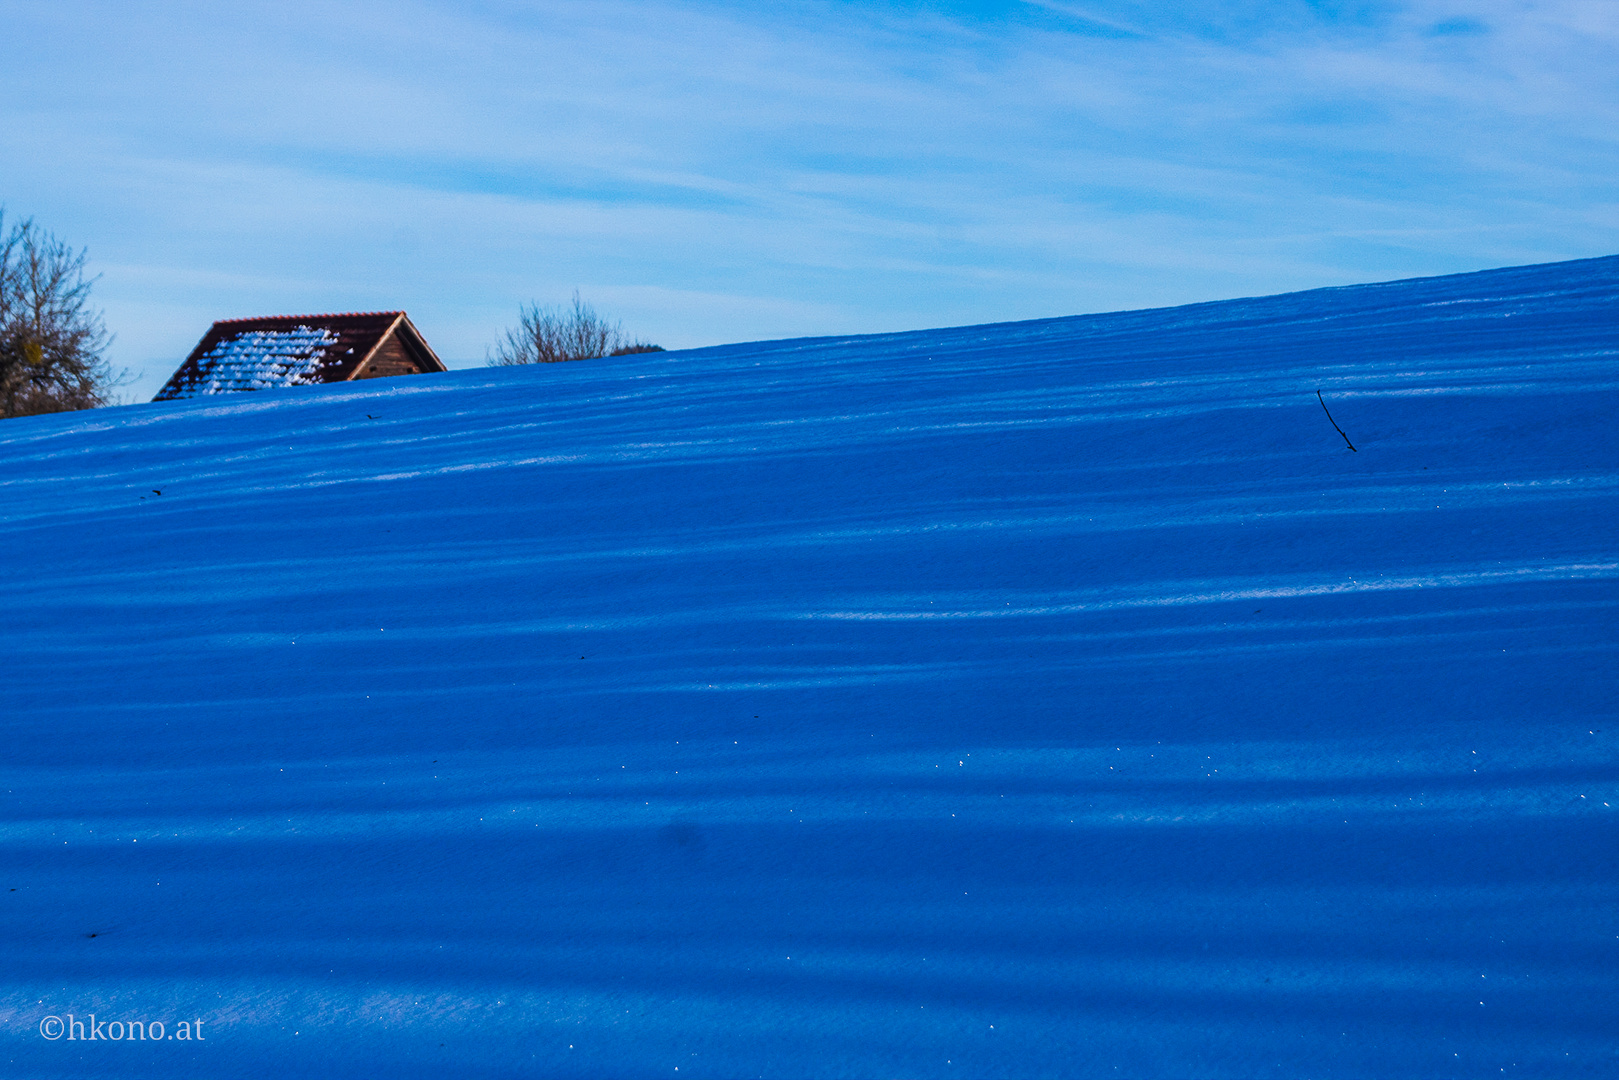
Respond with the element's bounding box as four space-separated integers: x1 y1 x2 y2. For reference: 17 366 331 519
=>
487 292 661 366
0 210 124 418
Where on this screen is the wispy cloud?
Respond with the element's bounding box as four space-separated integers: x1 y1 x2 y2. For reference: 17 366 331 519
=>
1 0 1615 400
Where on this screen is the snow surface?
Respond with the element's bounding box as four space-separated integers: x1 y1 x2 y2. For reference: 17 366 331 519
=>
164 326 341 397
1 256 1616 1078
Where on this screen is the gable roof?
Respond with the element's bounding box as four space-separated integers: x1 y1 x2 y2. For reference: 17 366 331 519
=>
153 311 446 401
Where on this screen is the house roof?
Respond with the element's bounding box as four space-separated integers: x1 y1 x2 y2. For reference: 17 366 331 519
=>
153 311 446 401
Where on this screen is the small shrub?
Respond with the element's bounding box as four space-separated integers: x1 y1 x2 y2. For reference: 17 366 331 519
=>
488 293 661 365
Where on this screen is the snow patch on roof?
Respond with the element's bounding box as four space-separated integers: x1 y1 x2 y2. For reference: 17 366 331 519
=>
167 327 343 398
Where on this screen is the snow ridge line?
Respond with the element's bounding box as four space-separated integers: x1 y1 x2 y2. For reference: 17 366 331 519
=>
802 562 1619 620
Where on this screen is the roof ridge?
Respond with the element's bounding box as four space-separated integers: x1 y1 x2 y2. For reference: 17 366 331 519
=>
213 311 406 325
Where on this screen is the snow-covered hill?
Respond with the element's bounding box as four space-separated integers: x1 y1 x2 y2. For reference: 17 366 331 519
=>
3 256 1616 1078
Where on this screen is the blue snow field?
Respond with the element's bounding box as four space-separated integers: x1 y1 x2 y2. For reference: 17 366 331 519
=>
2 256 1616 1078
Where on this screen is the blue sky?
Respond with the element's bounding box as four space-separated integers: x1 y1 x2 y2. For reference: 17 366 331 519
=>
2 0 1615 401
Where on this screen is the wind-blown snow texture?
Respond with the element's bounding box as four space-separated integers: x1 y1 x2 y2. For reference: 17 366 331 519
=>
2 257 1616 1078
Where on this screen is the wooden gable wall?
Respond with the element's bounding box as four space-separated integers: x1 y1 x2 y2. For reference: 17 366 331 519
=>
353 332 422 380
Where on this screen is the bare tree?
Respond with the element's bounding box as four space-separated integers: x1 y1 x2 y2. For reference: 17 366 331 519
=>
488 292 662 366
0 210 121 418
